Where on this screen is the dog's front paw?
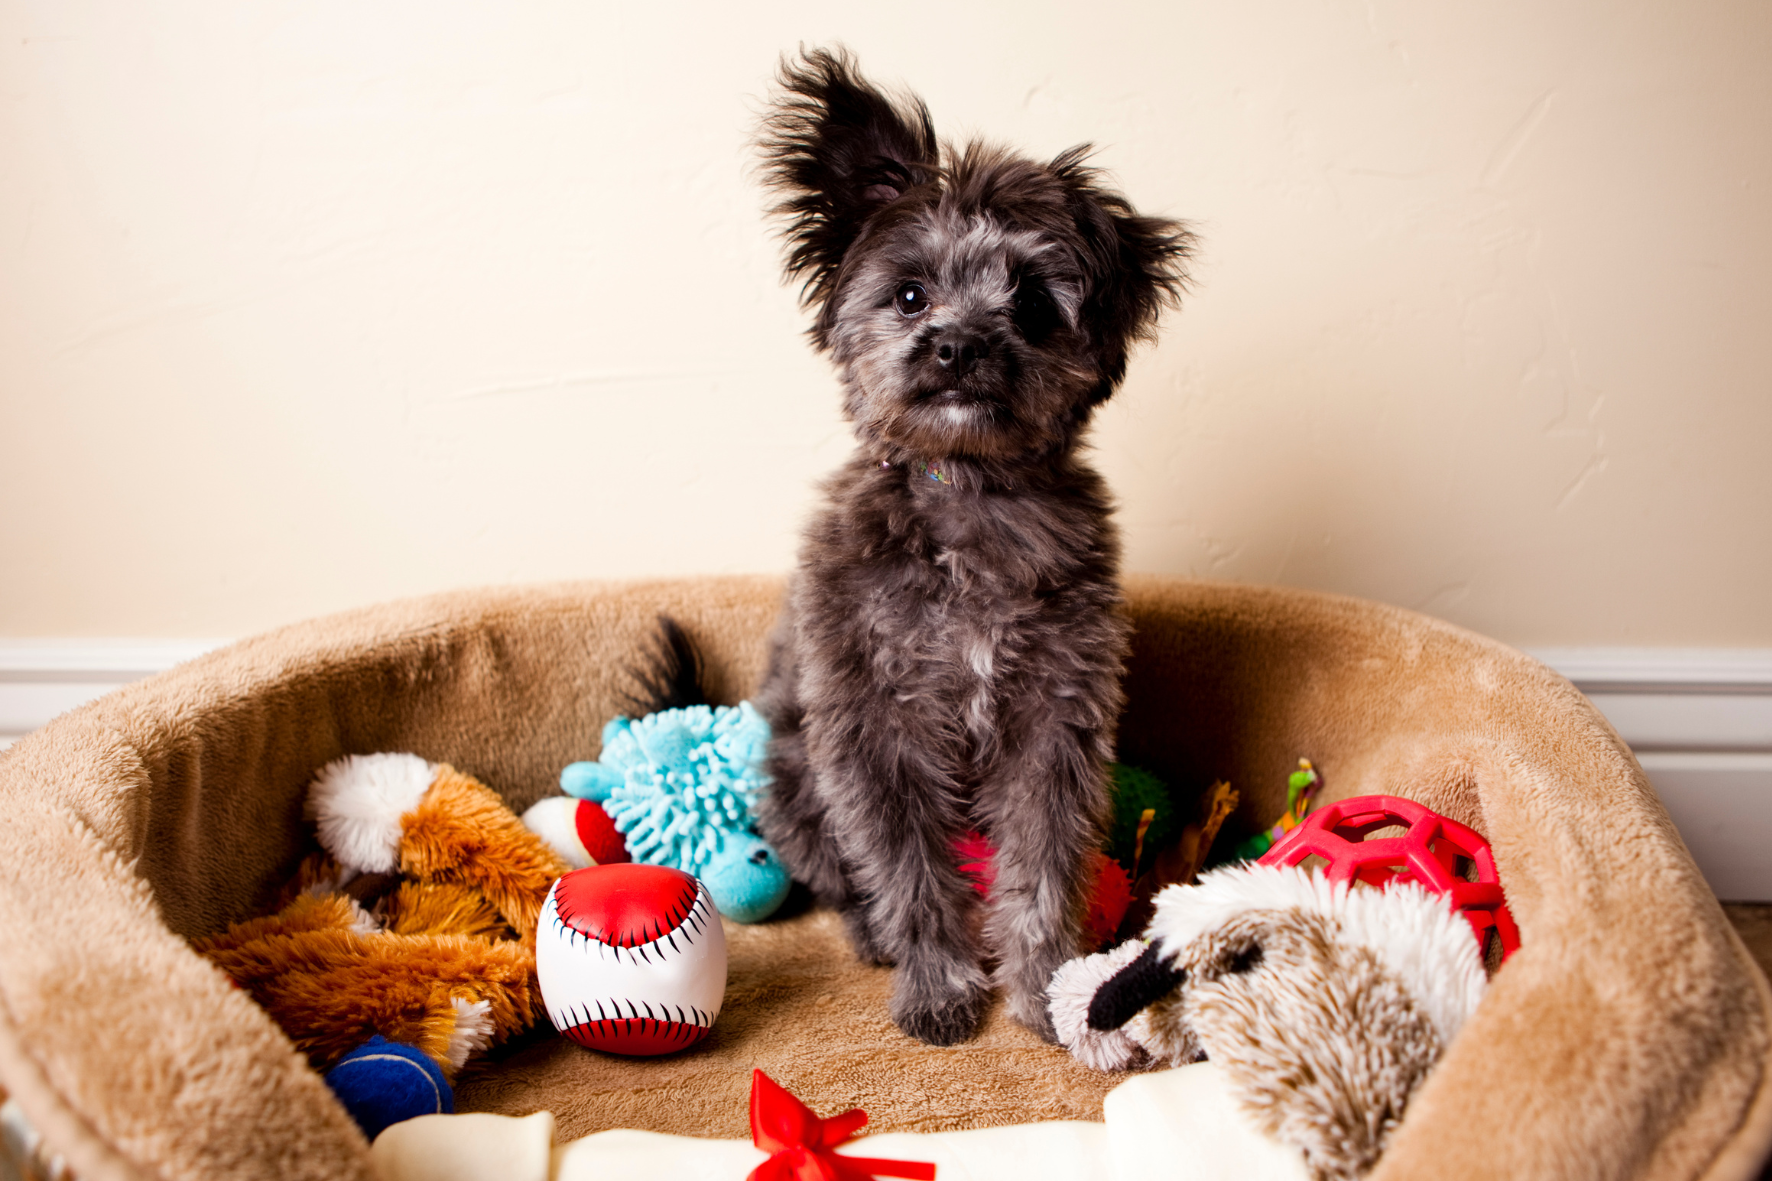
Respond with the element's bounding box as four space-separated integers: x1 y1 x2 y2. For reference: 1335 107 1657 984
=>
890 957 989 1046
995 941 1076 1042
1006 984 1060 1042
891 982 987 1046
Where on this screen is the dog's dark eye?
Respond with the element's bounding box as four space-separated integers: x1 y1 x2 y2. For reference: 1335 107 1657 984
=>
1013 281 1059 343
895 283 929 317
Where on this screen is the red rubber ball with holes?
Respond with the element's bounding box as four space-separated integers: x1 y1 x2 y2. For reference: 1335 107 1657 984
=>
535 863 729 1055
1258 794 1520 961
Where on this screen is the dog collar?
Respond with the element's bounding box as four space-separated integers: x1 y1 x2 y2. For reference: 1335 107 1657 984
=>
880 459 953 486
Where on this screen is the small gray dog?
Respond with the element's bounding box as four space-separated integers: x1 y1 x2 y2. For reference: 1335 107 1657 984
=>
754 48 1192 1045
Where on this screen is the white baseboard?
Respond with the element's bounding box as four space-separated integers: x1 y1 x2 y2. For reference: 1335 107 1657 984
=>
1528 648 1772 902
0 639 226 747
1632 753 1772 902
1525 647 1772 692
1532 646 1772 751
3 640 1769 899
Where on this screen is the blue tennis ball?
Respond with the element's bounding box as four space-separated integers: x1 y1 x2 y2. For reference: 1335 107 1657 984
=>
324 1036 453 1141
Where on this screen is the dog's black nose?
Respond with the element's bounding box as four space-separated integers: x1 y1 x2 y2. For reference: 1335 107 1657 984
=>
934 332 988 378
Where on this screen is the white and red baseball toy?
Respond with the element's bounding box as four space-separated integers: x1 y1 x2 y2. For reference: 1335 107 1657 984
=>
535 863 727 1055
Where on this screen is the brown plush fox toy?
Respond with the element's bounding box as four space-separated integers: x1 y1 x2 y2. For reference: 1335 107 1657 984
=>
193 754 570 1077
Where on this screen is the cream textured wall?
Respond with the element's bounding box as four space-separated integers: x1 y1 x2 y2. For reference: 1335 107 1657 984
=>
3 1 1769 645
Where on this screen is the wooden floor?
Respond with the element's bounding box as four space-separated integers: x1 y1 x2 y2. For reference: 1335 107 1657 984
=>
1726 903 1772 982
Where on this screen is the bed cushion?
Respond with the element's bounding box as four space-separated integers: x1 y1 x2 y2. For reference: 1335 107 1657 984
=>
0 575 1767 1180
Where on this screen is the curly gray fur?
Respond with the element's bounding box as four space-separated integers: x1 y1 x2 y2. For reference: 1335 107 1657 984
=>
753 47 1192 1045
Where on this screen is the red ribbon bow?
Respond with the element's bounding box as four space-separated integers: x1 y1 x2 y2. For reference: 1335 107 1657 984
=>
747 1069 936 1181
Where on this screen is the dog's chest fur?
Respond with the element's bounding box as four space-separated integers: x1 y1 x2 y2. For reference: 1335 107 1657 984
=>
792 454 1123 776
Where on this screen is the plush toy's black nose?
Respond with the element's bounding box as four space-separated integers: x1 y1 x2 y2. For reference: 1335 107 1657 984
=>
1088 942 1187 1031
935 331 988 378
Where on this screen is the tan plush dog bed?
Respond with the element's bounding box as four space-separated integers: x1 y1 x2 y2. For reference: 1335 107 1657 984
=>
1 576 1768 1181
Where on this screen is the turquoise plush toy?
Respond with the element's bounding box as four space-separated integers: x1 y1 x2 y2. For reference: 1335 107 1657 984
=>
560 702 791 923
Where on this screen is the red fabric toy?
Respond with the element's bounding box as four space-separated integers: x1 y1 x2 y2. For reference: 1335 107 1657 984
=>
954 832 1133 952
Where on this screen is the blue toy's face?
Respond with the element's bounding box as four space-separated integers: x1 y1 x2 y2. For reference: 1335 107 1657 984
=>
559 702 788 922
701 832 792 924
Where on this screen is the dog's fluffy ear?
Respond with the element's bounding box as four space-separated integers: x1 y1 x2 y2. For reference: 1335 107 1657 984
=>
1050 147 1194 402
760 46 938 340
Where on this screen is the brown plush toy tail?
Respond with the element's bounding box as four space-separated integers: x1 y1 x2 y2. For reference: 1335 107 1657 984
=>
193 754 577 1077
399 765 571 942
308 753 570 943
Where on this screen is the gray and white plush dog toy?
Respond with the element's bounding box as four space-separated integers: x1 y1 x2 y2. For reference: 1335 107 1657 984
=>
1050 862 1490 1181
